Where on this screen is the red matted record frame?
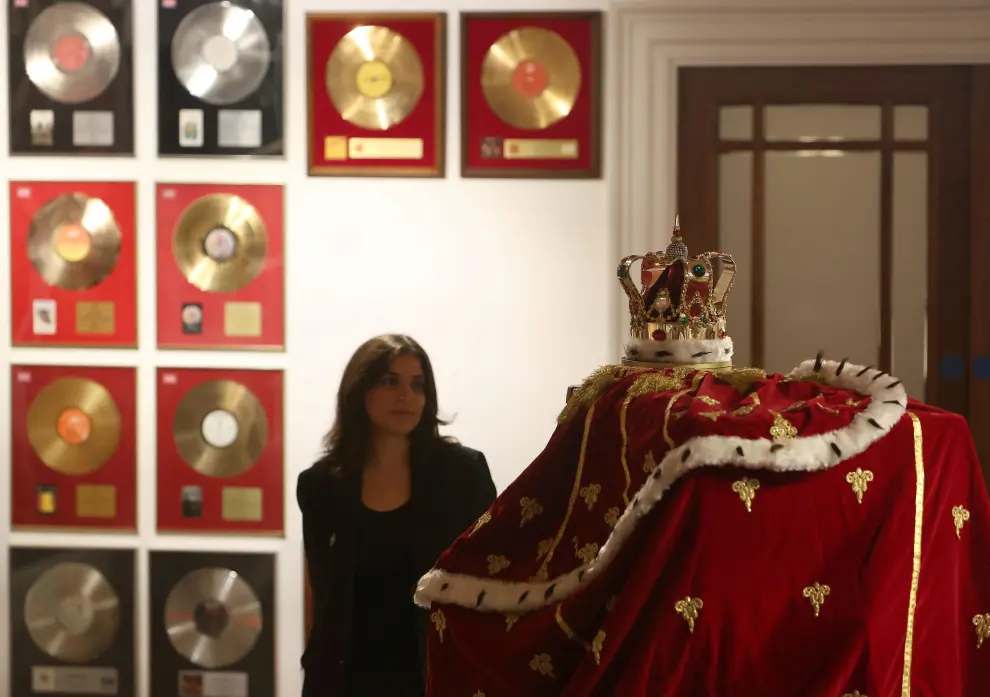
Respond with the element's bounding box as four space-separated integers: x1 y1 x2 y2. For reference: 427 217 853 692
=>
156 367 284 535
461 12 603 179
307 12 447 178
9 181 137 347
156 183 285 350
11 364 137 531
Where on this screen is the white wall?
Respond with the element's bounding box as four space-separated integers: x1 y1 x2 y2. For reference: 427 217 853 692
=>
0 1 612 696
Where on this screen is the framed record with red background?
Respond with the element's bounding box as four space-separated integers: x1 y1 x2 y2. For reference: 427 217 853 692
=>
156 367 284 535
10 181 137 348
156 183 284 350
460 11 603 179
306 12 446 177
10 364 137 532
7 0 134 155
157 0 284 157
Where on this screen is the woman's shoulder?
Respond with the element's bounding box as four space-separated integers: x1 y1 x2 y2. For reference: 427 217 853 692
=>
431 437 485 464
296 456 347 505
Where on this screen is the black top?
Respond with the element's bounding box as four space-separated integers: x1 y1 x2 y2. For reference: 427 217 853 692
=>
345 501 423 697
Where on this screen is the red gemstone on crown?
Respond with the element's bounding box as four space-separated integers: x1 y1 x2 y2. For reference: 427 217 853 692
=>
719 330 727 338
652 329 667 341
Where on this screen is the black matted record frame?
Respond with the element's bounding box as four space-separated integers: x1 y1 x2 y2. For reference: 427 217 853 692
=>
157 0 284 157
149 550 275 697
7 0 134 156
9 546 136 697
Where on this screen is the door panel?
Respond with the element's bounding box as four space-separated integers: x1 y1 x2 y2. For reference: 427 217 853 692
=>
678 66 973 420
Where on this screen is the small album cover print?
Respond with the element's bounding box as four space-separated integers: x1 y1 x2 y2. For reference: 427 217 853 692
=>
180 303 203 334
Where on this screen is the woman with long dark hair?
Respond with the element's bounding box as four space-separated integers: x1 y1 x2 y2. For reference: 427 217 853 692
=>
298 334 497 697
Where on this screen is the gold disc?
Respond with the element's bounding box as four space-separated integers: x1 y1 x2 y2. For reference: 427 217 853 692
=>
27 193 122 291
172 193 268 294
164 567 263 669
480 27 582 130
27 377 121 476
24 561 120 664
172 380 268 478
24 1 121 104
325 25 424 131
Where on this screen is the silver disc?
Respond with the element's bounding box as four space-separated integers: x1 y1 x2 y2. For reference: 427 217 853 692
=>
24 2 121 105
24 562 120 664
170 2 272 106
164 567 263 669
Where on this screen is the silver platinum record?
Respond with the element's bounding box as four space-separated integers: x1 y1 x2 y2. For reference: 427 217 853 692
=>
24 2 121 105
170 2 272 106
164 567 263 669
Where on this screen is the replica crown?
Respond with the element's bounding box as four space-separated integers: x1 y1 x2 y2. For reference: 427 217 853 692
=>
618 216 736 367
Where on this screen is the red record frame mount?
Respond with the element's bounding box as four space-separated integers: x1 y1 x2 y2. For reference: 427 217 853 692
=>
156 183 285 350
461 11 603 179
11 364 137 532
156 367 285 535
9 181 137 347
307 12 447 177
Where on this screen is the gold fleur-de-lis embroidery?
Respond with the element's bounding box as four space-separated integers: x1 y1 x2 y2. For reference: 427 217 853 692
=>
842 691 866 697
674 597 703 633
642 450 657 473
533 567 549 582
769 411 797 440
431 609 446 642
591 630 605 664
536 538 553 560
505 613 520 631
487 554 511 575
974 613 990 648
699 410 725 421
731 477 760 512
846 398 865 408
473 691 486 697
698 395 720 406
529 653 555 677
604 506 620 527
520 497 543 528
846 468 874 504
732 404 757 416
574 542 599 564
952 505 970 539
802 582 830 617
579 483 602 510
783 400 807 412
471 511 491 534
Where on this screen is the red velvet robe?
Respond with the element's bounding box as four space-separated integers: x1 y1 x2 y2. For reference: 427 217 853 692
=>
414 359 990 697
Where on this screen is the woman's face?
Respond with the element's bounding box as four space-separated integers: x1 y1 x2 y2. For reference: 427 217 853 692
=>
364 353 427 437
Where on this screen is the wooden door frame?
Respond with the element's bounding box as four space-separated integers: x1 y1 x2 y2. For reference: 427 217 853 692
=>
676 66 972 418
970 66 990 474
610 2 990 352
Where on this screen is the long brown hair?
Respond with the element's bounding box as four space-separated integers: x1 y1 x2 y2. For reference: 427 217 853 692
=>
321 334 451 476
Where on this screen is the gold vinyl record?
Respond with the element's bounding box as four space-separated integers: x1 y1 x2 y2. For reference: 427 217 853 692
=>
172 193 268 294
24 562 120 664
171 2 272 106
480 27 582 130
172 380 268 478
27 377 121 476
164 567 263 669
24 2 121 104
325 25 424 131
27 193 122 291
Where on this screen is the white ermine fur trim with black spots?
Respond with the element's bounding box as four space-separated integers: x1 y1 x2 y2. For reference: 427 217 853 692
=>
623 337 733 364
414 359 908 612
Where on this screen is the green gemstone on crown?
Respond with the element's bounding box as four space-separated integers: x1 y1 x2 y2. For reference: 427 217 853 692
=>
692 264 705 278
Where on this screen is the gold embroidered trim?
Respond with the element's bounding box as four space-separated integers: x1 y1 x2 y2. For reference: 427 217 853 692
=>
846 468 874 504
974 614 990 648
557 366 628 422
769 411 797 440
536 538 553 561
505 613 520 631
699 410 725 421
698 395 720 406
604 506 620 528
487 555 511 575
529 653 555 678
716 367 766 393
519 497 543 528
580 483 602 510
537 405 595 580
627 369 689 397
431 609 446 642
952 505 970 539
619 396 632 505
674 597 703 633
842 691 866 697
473 691 486 697
471 511 491 534
901 412 925 696
802 582 830 617
663 372 707 448
731 477 759 512
554 604 605 664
